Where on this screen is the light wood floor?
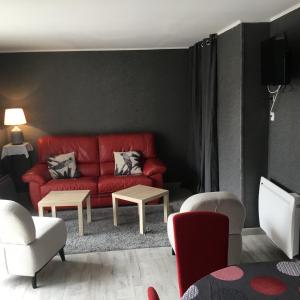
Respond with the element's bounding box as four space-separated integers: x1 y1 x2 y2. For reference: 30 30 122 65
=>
0 231 287 300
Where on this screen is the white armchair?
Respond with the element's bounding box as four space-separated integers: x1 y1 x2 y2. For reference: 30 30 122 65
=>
167 192 246 265
0 200 67 288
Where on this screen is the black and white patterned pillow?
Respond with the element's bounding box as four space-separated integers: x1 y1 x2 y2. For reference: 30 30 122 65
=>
47 152 80 179
114 151 143 176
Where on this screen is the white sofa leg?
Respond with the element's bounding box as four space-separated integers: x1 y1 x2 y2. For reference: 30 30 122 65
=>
59 248 66 262
31 247 66 289
32 274 37 289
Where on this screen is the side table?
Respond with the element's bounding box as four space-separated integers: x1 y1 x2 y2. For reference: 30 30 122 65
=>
0 174 18 200
38 190 92 236
112 185 169 234
1 142 34 192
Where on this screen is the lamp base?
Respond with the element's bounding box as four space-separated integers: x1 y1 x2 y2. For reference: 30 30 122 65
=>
11 131 24 145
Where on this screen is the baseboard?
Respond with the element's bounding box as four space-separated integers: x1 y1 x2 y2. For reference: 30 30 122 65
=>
242 227 264 236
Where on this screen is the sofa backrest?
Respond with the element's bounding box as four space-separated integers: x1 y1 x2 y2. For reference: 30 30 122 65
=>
180 192 246 235
37 135 99 177
98 133 156 176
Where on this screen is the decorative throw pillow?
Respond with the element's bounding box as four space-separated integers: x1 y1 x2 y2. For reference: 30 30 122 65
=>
47 152 80 179
114 151 143 176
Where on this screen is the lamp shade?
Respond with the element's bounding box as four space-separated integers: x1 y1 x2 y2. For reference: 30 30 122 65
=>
4 108 27 126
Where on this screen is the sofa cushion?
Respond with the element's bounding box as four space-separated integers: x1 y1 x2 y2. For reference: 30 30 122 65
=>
38 135 99 163
114 151 143 176
47 152 80 179
99 133 156 163
41 177 98 197
100 162 115 176
98 175 152 193
77 163 99 177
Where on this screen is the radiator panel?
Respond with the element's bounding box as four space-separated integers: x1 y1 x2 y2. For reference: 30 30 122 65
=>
258 177 300 259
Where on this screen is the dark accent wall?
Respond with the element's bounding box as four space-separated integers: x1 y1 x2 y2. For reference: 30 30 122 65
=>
218 10 300 226
218 25 243 201
0 132 7 173
242 23 270 226
218 23 269 227
0 50 189 182
268 8 300 192
0 102 7 173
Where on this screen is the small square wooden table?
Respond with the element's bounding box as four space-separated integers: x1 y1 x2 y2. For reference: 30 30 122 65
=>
38 190 91 236
112 184 169 234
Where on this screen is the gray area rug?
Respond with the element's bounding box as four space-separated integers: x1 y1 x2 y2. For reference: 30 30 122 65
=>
51 200 184 254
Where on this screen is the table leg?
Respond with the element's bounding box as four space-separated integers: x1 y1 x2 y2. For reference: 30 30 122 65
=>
78 204 84 236
163 193 169 223
138 202 145 234
38 205 44 217
86 195 92 223
51 206 56 218
112 195 118 226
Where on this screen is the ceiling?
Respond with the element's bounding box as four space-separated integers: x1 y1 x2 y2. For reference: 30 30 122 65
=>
0 0 299 52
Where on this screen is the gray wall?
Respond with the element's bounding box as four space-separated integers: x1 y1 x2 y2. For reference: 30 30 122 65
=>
218 25 243 200
218 23 269 227
242 23 270 226
268 8 300 192
218 10 300 225
0 50 189 182
0 102 8 173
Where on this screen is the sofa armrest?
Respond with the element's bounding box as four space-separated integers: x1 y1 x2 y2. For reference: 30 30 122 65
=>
143 158 167 176
22 164 51 186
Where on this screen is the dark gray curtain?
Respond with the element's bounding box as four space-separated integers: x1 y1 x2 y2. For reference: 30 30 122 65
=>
188 34 219 193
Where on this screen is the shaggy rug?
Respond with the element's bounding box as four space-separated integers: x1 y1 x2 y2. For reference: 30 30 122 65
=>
50 200 183 254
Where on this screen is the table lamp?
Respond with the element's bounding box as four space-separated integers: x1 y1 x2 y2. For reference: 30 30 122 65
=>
4 108 27 145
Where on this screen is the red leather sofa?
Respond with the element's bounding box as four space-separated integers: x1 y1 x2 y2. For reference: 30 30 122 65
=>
23 133 166 211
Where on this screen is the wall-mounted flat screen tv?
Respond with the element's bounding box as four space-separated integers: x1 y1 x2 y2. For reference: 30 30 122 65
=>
261 35 291 85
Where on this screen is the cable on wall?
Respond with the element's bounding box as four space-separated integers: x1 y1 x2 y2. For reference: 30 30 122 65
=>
267 85 282 121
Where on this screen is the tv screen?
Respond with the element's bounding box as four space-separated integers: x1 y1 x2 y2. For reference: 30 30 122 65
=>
261 35 290 85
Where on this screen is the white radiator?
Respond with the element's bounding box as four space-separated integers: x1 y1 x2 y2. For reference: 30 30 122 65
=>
258 177 300 259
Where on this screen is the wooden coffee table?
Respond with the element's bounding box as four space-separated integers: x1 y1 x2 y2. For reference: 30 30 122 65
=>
112 185 169 234
38 190 91 236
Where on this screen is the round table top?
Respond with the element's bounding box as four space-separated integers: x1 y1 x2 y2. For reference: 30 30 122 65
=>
182 261 300 300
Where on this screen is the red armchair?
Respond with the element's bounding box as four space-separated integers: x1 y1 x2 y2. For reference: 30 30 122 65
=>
173 211 229 297
147 287 160 300
23 133 166 211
